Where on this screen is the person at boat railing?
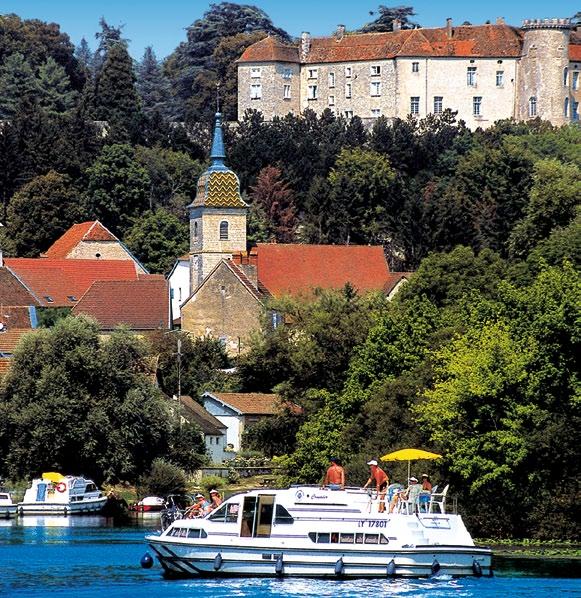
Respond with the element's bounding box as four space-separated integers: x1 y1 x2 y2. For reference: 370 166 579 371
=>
421 474 432 492
209 489 222 510
186 493 211 518
321 457 345 490
389 476 421 513
362 460 389 513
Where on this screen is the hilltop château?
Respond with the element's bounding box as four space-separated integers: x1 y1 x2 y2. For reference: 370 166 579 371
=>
237 17 581 129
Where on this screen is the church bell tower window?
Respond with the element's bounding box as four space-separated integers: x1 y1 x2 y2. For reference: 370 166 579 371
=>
219 220 229 240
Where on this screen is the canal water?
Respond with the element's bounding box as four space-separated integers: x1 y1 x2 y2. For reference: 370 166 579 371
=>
1 516 580 597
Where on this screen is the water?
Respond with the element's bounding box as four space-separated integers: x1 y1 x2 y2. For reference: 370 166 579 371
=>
1 516 580 597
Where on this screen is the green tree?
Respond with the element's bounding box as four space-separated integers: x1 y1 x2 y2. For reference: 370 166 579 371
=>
136 46 172 117
85 144 150 234
7 170 84 256
123 209 188 274
0 53 38 118
37 57 78 115
359 5 419 32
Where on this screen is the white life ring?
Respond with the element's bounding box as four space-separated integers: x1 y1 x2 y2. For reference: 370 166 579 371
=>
56 482 67 493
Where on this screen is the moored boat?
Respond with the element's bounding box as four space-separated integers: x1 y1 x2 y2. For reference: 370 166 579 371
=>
145 485 491 578
18 473 107 515
130 496 166 514
0 491 17 518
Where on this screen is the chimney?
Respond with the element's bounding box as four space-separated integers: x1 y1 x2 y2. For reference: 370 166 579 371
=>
392 18 402 32
496 17 505 25
335 24 345 41
446 17 453 39
301 31 311 61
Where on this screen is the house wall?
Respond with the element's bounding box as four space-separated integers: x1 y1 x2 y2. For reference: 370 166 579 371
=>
169 260 190 319
181 262 263 356
68 241 146 273
205 434 229 464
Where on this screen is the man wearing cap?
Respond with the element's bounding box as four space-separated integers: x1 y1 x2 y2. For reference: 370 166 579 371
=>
363 460 389 512
322 457 345 490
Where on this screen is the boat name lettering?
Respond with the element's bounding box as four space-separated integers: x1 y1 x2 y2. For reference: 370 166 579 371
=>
358 519 387 528
310 493 328 500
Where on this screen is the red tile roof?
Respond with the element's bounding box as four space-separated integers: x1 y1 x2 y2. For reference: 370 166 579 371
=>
383 272 413 295
240 24 525 64
570 44 581 61
71 277 170 330
179 396 226 435
0 306 35 328
5 258 139 307
207 392 299 415
0 267 40 306
0 328 37 354
255 244 390 297
43 221 118 258
0 357 11 378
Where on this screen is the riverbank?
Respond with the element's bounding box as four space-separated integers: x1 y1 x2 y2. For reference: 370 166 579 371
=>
478 539 581 559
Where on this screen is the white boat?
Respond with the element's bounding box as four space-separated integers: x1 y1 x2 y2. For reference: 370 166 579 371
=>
17 473 108 515
146 485 492 578
131 496 166 513
0 491 17 518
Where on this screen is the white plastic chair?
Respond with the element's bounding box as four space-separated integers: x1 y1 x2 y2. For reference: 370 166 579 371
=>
428 484 449 514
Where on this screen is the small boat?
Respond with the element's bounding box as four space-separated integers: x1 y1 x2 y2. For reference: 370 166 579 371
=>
18 473 108 515
145 485 491 578
0 491 17 518
130 496 166 513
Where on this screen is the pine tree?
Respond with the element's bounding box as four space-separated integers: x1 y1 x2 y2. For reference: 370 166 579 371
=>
0 53 38 118
136 46 171 117
75 38 94 76
37 57 78 115
93 17 126 74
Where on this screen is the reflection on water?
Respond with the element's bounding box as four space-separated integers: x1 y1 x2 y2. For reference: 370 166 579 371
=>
0 518 580 598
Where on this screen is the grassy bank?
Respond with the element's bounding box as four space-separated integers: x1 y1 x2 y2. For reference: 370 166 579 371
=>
477 538 581 558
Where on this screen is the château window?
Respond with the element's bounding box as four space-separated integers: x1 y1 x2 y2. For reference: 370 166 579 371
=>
370 81 381 97
307 84 318 100
219 221 229 240
308 68 318 79
193 221 198 238
412 62 419 73
370 65 381 76
467 66 477 87
529 96 537 117
328 72 335 88
250 67 261 78
328 95 335 106
371 108 381 118
282 67 292 79
283 84 291 99
573 71 579 90
563 67 569 87
573 101 579 121
433 96 443 114
473 96 482 116
496 70 504 87
345 83 352 98
345 66 352 78
250 84 262 99
410 96 420 115
344 110 353 119
564 97 569 117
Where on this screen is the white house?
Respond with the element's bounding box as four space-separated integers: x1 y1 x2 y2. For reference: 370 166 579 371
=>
167 255 190 321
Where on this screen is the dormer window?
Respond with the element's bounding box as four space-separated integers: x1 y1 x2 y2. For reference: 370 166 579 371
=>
67 296 77 302
44 296 54 303
219 221 229 240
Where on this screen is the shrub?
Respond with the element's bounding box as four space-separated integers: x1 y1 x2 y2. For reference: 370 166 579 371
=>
136 459 187 498
198 475 226 495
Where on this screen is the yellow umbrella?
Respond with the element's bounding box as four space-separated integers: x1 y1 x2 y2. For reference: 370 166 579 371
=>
42 472 66 483
380 448 442 481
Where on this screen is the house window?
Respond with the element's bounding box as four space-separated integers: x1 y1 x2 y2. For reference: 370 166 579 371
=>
193 221 198 238
250 84 262 99
307 84 318 100
564 97 569 117
345 83 352 98
328 72 335 87
344 110 353 119
370 65 381 76
371 108 381 118
178 287 182 301
496 70 504 87
410 96 420 115
283 84 291 99
345 66 352 77
467 66 477 87
573 101 579 121
370 81 381 96
412 62 419 73
433 96 443 114
573 71 579 90
529 96 537 117
250 67 261 78
219 220 229 240
328 95 335 106
283 67 292 79
473 96 482 116
308 68 318 79
563 67 569 86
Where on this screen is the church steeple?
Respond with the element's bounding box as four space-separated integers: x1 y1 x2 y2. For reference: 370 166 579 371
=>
209 112 226 171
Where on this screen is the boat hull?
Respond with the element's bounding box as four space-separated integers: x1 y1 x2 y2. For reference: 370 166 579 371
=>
0 505 17 518
17 497 108 515
147 538 492 578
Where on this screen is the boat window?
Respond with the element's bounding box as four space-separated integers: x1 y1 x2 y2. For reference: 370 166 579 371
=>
340 533 354 544
256 495 274 537
331 533 339 544
274 504 294 524
209 502 239 523
241 497 257 537
356 533 364 544
364 534 379 544
380 534 389 544
0 493 9 499
85 484 96 492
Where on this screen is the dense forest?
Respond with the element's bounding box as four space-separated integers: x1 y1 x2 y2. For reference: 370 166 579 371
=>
0 4 579 540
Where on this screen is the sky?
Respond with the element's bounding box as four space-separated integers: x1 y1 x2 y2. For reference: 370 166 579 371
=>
1 1 577 59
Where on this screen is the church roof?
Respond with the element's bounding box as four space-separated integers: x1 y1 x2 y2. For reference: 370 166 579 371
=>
43 221 118 258
190 113 246 210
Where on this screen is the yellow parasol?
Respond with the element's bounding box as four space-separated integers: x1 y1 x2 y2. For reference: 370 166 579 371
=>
42 472 66 483
380 448 442 481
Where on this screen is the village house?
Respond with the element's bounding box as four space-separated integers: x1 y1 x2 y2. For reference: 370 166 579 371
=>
237 17 581 129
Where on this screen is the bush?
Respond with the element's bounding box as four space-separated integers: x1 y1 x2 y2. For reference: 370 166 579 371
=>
198 475 226 495
136 459 187 498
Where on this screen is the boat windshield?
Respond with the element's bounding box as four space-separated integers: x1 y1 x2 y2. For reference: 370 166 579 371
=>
208 502 239 523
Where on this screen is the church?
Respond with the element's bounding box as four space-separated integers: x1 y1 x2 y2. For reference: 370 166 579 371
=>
177 113 409 355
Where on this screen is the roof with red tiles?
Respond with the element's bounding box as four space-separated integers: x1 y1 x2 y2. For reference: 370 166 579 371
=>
0 357 11 378
0 267 40 306
255 244 390 297
383 272 413 295
71 277 170 330
43 221 118 258
179 395 226 435
5 258 139 307
239 36 300 63
205 391 302 415
0 306 35 328
0 328 38 354
570 44 581 61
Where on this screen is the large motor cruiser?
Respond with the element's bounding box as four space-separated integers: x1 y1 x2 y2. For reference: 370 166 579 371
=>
145 485 491 578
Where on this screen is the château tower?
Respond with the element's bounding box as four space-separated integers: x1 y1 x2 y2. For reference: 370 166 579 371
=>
517 18 574 124
188 113 247 289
